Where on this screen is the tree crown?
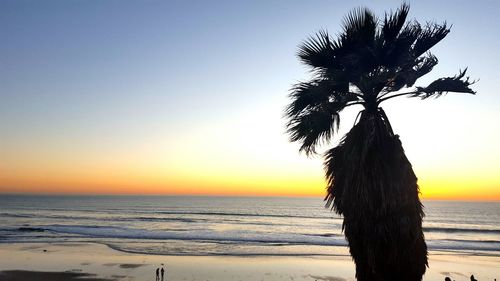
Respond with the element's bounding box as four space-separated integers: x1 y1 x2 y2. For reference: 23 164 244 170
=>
286 4 476 155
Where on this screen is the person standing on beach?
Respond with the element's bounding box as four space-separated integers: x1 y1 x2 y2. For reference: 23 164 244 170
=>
156 268 160 281
161 267 165 280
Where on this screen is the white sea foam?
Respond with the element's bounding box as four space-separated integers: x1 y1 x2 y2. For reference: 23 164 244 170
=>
0 196 499 256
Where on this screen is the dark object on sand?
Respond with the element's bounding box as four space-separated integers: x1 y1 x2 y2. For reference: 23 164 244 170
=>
285 4 475 281
0 270 114 281
118 264 145 269
471 275 478 281
156 268 160 281
161 267 165 280
18 227 45 232
445 277 452 281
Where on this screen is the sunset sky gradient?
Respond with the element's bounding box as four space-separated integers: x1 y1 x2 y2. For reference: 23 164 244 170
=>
1 0 499 200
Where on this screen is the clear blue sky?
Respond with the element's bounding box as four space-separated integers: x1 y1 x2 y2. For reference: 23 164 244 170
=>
1 0 499 198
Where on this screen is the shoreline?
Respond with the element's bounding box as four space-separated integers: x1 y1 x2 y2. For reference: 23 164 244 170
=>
3 239 499 258
0 242 498 281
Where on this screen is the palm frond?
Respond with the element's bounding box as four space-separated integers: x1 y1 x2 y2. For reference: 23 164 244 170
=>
412 22 450 57
286 106 340 155
298 30 335 69
414 68 476 99
286 79 354 117
342 7 378 46
382 3 410 43
382 21 421 68
286 80 331 117
324 145 345 213
387 52 438 91
412 53 438 82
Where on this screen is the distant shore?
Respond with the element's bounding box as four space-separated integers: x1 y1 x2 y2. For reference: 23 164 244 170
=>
0 242 498 281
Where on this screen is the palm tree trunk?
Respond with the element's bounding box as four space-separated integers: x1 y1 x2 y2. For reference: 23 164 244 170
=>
324 109 427 281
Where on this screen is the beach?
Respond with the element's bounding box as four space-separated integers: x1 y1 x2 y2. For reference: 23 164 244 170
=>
0 242 499 281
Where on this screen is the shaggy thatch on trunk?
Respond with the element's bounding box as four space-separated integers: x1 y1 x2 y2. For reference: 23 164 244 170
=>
324 109 427 281
285 4 475 281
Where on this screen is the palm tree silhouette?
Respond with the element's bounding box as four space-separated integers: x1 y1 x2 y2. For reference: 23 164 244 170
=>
285 4 475 281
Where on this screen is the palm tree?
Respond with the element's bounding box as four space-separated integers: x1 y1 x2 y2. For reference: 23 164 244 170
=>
285 4 475 281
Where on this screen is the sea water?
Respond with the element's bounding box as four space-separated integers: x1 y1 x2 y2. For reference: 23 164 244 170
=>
0 195 498 256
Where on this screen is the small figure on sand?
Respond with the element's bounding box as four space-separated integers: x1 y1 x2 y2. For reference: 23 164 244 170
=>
471 275 478 281
445 277 451 281
161 267 165 280
156 268 160 281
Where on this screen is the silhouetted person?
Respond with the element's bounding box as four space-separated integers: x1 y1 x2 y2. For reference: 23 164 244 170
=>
156 268 160 281
161 267 165 280
445 277 451 281
471 275 477 281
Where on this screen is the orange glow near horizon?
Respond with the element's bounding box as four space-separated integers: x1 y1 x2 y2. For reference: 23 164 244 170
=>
1 171 499 201
3 140 498 200
0 169 326 197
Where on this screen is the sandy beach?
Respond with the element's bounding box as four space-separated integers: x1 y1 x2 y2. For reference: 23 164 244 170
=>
0 242 498 281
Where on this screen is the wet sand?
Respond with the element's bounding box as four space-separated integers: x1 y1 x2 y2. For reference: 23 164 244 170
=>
0 243 498 281
0 270 115 281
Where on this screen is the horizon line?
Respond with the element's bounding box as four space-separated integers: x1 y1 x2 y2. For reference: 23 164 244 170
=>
0 192 499 202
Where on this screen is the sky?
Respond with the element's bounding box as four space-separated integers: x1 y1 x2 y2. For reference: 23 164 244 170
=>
1 0 499 200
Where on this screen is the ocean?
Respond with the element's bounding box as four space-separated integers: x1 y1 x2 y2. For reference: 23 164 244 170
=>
0 195 498 257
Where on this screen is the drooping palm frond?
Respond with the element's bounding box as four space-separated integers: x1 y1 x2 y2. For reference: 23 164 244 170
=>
285 87 358 155
285 77 360 155
287 109 338 155
414 68 476 99
286 79 351 117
